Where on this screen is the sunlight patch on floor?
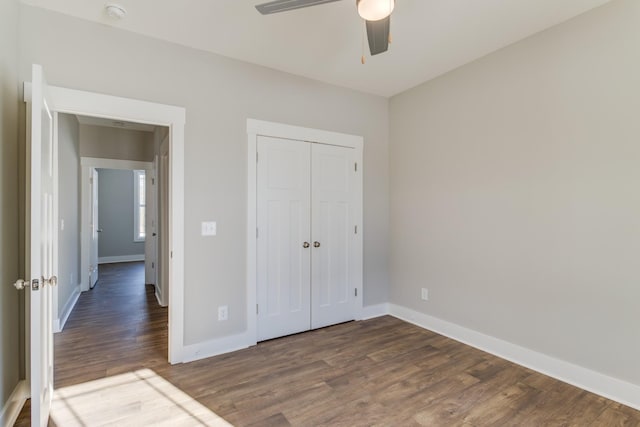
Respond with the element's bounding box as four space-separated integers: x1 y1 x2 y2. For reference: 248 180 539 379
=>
51 369 233 426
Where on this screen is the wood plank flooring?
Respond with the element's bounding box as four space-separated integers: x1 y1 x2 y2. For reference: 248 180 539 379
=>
16 262 640 426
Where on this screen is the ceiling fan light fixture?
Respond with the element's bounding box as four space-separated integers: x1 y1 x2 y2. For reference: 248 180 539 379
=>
357 0 394 21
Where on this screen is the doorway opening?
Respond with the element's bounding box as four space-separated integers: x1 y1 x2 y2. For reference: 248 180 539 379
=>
39 82 185 364
55 113 172 357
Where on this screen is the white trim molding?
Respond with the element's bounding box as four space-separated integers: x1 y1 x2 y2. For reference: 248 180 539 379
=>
98 254 145 264
360 303 389 320
80 157 153 171
80 158 153 292
182 332 254 363
0 380 29 427
388 303 640 412
246 118 364 347
54 285 81 333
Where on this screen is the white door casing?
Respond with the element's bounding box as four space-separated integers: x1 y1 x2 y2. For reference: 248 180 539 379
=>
26 73 185 363
256 136 312 341
80 159 152 293
249 119 363 344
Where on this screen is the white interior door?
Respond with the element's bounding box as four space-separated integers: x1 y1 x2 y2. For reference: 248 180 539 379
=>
159 137 169 305
26 64 56 427
89 168 99 288
145 160 157 286
311 143 356 329
257 136 311 341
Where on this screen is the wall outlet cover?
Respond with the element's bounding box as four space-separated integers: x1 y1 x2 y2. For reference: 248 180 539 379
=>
218 305 228 321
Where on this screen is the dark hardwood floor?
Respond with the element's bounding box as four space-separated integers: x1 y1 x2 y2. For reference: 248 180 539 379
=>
16 262 640 426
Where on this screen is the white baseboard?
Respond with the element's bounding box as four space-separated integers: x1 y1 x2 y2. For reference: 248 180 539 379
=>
360 303 389 320
388 303 640 412
0 380 29 427
182 332 256 363
54 285 81 333
154 286 166 307
98 254 145 264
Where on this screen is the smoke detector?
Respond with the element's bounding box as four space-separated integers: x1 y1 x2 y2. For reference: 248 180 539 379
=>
105 3 126 20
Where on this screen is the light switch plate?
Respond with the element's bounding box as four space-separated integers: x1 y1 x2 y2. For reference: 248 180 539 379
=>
201 221 217 236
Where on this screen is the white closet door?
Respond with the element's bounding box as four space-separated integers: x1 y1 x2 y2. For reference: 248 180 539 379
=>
311 143 356 329
257 136 311 341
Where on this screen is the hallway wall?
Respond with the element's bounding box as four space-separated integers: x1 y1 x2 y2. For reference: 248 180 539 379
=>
97 169 146 260
57 113 81 324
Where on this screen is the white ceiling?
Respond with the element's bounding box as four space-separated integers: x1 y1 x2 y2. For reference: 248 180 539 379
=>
22 0 612 97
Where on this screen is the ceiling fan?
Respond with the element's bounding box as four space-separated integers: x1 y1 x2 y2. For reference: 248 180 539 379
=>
255 0 395 58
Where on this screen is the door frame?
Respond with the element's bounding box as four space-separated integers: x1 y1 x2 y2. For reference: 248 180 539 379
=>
24 83 186 364
79 157 153 293
246 119 364 344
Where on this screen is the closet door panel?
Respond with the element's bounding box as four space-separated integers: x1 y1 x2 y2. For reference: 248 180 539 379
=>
311 143 355 329
257 136 311 341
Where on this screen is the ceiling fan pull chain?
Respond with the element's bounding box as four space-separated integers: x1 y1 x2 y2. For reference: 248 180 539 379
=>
388 0 393 43
361 19 367 64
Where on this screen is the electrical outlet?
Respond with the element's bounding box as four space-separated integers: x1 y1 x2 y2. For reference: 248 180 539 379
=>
421 288 429 301
218 305 228 321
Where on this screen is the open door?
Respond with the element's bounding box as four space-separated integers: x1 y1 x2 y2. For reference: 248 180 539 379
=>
145 161 157 288
12 64 56 427
90 168 99 288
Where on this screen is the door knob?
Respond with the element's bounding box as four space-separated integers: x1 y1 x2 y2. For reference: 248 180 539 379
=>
43 276 58 287
313 241 321 248
303 242 310 248
13 279 27 290
14 276 57 291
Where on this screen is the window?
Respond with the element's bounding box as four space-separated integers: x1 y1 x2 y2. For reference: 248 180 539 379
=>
134 170 146 242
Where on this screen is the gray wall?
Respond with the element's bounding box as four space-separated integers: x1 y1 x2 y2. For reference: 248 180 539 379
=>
80 124 155 162
57 113 81 316
389 0 640 386
0 0 21 414
18 4 390 345
97 169 145 258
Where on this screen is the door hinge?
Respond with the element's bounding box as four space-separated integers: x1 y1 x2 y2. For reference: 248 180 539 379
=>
355 225 358 234
355 162 358 172
256 304 259 314
171 251 173 259
152 262 154 269
355 288 358 297
256 152 259 163
152 178 155 185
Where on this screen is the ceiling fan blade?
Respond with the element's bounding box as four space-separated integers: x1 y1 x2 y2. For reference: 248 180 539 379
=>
365 16 390 56
255 0 343 15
